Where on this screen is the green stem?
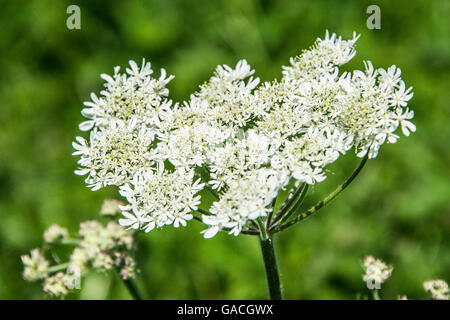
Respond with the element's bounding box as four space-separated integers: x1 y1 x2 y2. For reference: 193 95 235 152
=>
60 238 81 246
271 182 307 226
273 155 368 233
122 277 143 300
205 186 220 200
259 235 282 300
279 184 309 224
373 289 380 300
265 196 278 229
47 263 70 274
196 167 219 200
197 208 212 215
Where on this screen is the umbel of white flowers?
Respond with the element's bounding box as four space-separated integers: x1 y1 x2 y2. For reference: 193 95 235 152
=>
73 31 415 238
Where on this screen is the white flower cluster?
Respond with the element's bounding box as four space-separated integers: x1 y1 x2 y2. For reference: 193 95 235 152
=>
73 32 415 238
100 198 126 216
22 204 137 298
119 167 204 232
73 220 134 274
362 255 394 285
43 272 73 297
203 168 289 238
423 279 449 300
21 249 49 282
360 256 448 300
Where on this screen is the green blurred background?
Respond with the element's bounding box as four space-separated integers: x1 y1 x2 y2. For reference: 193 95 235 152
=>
0 0 448 299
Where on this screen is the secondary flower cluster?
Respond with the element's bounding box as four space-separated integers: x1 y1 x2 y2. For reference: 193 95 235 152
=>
423 280 449 300
22 200 136 298
362 255 394 285
361 255 449 300
73 31 415 238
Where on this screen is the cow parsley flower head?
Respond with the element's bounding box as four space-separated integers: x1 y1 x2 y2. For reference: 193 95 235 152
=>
73 31 415 238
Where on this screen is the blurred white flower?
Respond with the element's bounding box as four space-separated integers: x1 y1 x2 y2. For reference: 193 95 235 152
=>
43 272 71 298
100 199 125 216
423 279 449 300
23 209 137 298
21 249 49 281
43 224 68 243
362 255 393 286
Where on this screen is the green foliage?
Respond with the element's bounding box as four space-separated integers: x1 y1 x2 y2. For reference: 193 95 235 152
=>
0 0 448 299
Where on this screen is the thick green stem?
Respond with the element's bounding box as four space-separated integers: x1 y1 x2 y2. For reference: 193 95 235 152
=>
114 264 143 300
259 235 282 300
122 277 143 300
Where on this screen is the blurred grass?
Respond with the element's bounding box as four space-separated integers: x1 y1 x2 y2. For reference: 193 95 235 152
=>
0 0 448 299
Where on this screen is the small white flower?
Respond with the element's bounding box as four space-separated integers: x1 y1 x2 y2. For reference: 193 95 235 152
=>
394 107 416 136
389 81 414 107
201 225 221 239
43 272 71 298
362 256 393 285
118 211 141 230
21 249 49 281
43 224 68 243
